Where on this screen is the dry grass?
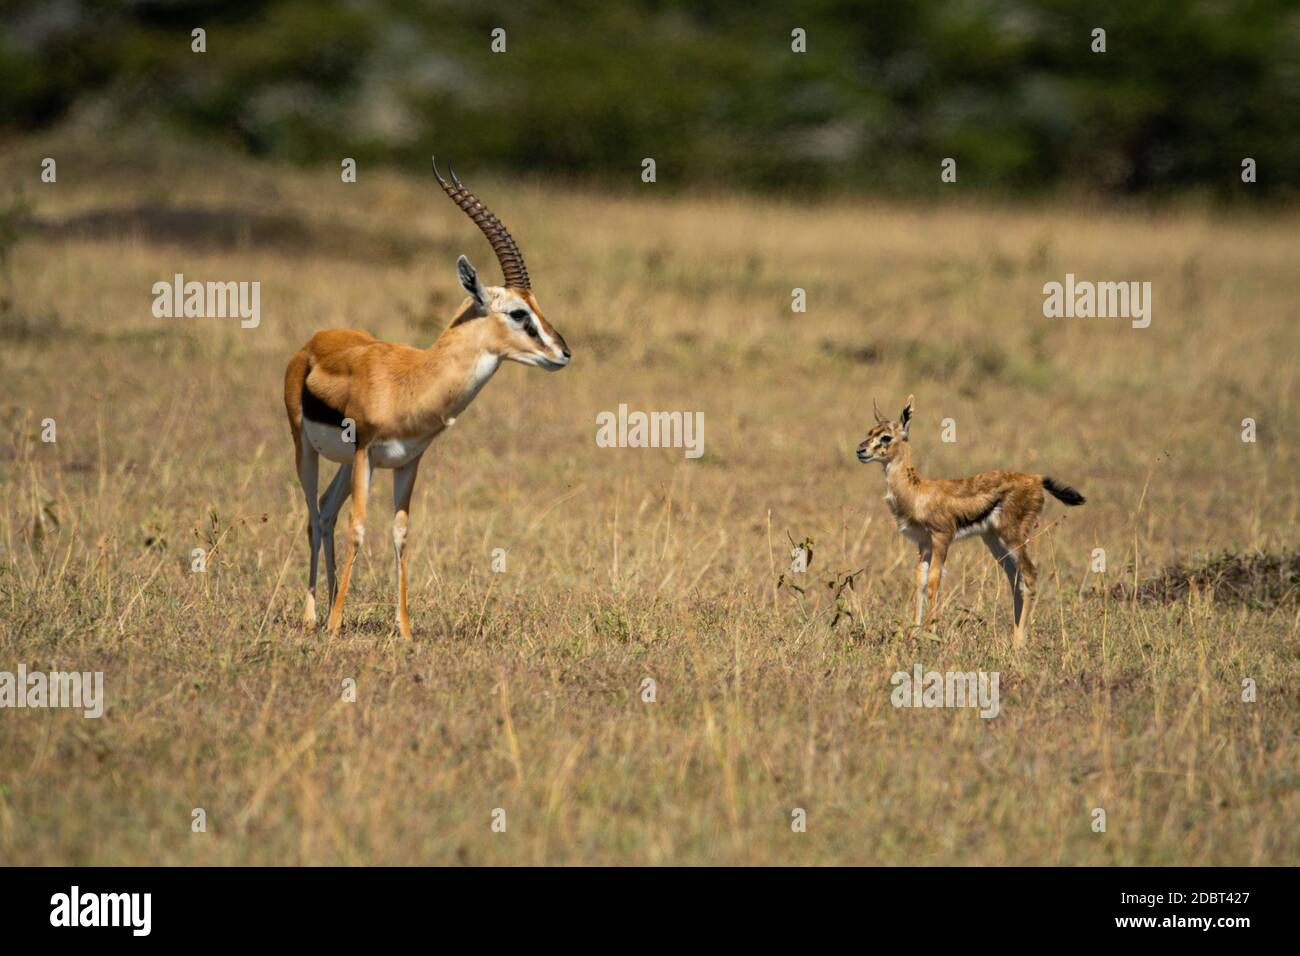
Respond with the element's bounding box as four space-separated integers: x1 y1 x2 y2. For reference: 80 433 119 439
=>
1 131 1297 865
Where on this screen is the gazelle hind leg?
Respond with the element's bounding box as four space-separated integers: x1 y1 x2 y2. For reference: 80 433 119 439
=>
327 449 372 635
318 462 353 611
391 458 421 639
984 533 1024 642
1015 546 1037 645
297 436 322 627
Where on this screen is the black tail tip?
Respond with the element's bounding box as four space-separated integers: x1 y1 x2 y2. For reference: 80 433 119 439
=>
1043 477 1086 506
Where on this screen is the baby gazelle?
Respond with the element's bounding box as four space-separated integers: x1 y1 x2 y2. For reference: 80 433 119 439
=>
856 396 1085 643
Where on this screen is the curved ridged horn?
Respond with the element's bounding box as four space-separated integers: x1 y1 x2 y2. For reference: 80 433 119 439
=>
432 156 531 290
873 398 884 424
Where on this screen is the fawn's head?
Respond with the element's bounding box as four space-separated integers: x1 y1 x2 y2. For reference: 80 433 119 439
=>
857 395 913 466
436 159 571 371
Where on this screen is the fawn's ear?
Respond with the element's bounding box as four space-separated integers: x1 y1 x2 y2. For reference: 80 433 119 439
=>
899 395 914 437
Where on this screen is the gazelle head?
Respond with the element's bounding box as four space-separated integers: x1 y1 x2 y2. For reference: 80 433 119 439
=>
435 159 571 371
857 394 913 465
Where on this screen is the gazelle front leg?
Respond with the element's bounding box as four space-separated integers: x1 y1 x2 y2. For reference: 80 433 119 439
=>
913 544 932 627
327 446 372 635
391 457 421 639
922 534 950 628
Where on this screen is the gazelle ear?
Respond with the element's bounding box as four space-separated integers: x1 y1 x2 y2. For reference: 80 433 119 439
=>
457 255 488 315
899 395 914 437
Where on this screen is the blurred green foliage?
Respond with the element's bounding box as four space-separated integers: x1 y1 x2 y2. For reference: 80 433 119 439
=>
3 0 1297 196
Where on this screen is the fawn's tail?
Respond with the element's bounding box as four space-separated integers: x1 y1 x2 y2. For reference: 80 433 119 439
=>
1042 476 1086 506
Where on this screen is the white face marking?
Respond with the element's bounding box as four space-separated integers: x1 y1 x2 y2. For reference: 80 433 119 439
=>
528 310 557 352
487 287 566 366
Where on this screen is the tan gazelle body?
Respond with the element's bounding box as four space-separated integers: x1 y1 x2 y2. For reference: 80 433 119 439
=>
857 396 1085 643
284 162 570 638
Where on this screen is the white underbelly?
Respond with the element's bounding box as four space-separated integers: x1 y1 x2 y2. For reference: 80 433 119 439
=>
370 434 434 468
954 505 1003 541
302 420 433 468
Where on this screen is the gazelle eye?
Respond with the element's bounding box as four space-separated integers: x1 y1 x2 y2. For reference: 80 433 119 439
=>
879 435 892 445
509 309 529 320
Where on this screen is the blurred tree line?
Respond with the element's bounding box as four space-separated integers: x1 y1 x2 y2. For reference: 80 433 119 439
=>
3 0 1297 196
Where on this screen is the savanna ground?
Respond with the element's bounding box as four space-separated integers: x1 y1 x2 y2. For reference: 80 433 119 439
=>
1 131 1297 865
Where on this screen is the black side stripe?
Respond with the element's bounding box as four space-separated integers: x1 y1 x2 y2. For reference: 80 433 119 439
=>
301 381 346 428
958 497 1001 530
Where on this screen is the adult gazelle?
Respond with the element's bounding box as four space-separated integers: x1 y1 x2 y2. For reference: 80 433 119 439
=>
284 161 570 637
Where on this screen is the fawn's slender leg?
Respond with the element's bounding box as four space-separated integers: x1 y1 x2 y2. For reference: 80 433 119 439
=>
985 533 1028 643
914 544 932 626
922 534 950 626
318 462 353 611
391 457 421 640
327 447 372 635
984 533 1022 639
1014 545 1037 645
296 434 322 627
